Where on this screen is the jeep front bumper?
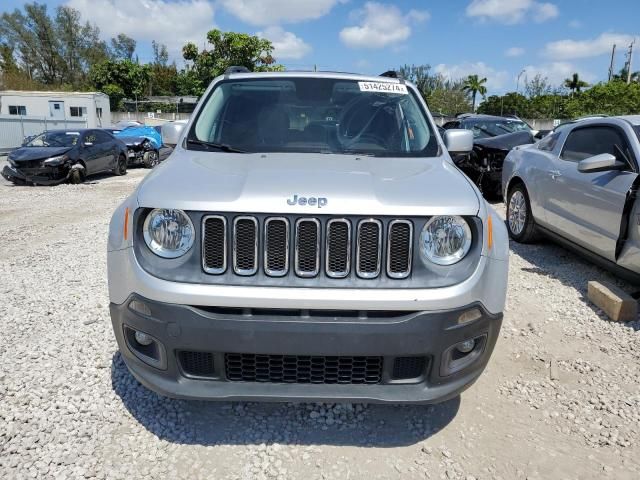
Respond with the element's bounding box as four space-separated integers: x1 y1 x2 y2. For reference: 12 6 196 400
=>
111 295 502 404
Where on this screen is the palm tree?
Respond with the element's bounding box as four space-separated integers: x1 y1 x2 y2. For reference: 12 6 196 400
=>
463 75 488 112
564 72 589 95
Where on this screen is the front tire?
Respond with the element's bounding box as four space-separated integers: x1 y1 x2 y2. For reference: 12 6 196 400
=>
68 167 85 185
506 184 539 243
142 150 159 168
113 154 127 176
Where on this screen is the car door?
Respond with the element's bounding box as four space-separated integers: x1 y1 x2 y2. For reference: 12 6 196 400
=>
94 130 118 171
80 131 102 175
542 124 638 261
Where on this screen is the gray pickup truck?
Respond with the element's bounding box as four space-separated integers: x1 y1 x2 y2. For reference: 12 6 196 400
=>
107 69 509 404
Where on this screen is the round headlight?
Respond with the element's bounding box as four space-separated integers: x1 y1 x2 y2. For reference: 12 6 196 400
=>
143 209 194 258
419 215 472 266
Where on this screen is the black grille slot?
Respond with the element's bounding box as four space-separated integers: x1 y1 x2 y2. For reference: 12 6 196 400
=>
233 217 258 275
326 219 351 277
225 353 382 384
179 351 216 378
356 220 382 278
392 357 426 380
264 218 289 276
202 216 227 273
295 219 320 277
387 221 413 278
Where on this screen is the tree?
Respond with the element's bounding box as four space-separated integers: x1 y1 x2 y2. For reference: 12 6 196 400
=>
564 72 589 95
524 74 552 98
0 2 62 84
89 59 150 109
398 64 472 114
110 33 136 61
0 2 109 89
179 29 283 96
463 74 487 112
149 40 177 96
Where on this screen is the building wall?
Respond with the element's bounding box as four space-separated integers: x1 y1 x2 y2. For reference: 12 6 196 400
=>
0 92 111 128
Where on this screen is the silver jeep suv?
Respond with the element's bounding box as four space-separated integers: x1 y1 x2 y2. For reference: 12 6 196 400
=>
107 70 509 404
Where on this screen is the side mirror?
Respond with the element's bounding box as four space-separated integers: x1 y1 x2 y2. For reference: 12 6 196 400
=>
162 121 187 147
443 129 474 155
578 153 625 173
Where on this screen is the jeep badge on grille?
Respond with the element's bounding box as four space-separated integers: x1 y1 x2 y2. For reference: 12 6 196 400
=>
287 195 328 208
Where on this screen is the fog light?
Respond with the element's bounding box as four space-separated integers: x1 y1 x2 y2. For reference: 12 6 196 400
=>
456 339 476 354
134 331 154 346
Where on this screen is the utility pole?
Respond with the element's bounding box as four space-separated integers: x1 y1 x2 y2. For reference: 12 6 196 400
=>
608 44 616 82
516 69 526 94
626 40 635 84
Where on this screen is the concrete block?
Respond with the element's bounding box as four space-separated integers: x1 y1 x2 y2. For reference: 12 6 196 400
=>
587 281 638 322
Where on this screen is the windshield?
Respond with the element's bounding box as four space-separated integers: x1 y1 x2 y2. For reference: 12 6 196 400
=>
467 119 531 139
26 131 79 147
188 77 438 157
634 126 640 142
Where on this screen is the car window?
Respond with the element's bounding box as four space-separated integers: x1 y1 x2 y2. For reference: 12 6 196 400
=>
94 131 112 144
442 121 459 129
84 132 97 144
26 131 79 147
189 77 438 157
561 126 630 163
467 120 531 139
537 131 561 152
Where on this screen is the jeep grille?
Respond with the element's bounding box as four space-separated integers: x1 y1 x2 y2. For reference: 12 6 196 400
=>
202 215 414 280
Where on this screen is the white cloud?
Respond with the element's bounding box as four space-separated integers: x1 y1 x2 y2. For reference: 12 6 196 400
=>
543 32 638 60
466 0 558 24
505 47 525 57
339 2 429 49
521 62 594 87
257 26 311 60
568 19 582 29
67 0 215 60
435 61 509 92
220 0 343 26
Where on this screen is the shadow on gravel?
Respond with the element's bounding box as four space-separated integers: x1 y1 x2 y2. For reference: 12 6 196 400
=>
111 352 460 447
503 219 640 331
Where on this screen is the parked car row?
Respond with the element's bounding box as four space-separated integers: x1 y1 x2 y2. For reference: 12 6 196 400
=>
1 122 182 186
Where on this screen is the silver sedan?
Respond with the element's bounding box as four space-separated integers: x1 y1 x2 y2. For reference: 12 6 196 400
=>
502 116 640 282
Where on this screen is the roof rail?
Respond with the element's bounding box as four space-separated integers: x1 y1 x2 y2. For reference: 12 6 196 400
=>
225 66 251 75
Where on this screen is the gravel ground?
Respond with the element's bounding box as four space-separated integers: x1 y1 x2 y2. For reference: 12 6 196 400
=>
1 162 639 479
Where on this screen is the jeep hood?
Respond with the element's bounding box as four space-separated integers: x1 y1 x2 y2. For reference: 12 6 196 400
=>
136 152 480 216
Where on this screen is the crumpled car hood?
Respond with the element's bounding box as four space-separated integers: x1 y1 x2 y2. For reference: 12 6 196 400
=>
9 146 73 162
136 151 480 216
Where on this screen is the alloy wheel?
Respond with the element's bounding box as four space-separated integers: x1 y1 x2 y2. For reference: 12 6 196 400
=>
508 190 527 236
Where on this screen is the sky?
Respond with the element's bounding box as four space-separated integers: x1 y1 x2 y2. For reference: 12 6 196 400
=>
3 0 640 95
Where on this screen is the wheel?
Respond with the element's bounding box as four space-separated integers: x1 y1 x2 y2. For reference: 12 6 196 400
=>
113 154 127 176
68 167 85 184
506 184 539 243
143 150 159 168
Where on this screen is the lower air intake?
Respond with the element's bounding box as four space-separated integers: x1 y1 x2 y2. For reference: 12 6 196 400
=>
225 353 382 384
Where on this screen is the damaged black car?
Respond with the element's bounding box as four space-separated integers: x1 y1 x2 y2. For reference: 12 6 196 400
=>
2 129 128 186
443 115 536 197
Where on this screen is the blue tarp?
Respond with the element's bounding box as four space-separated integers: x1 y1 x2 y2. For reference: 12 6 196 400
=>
114 126 162 149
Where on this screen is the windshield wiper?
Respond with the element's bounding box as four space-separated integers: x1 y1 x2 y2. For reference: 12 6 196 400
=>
187 139 246 153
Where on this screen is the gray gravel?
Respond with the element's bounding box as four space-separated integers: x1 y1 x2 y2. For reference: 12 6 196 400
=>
1 166 639 479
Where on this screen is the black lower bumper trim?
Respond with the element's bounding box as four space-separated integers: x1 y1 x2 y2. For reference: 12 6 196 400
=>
110 294 502 404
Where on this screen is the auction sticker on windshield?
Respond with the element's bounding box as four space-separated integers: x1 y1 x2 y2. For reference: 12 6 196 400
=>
358 82 408 94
